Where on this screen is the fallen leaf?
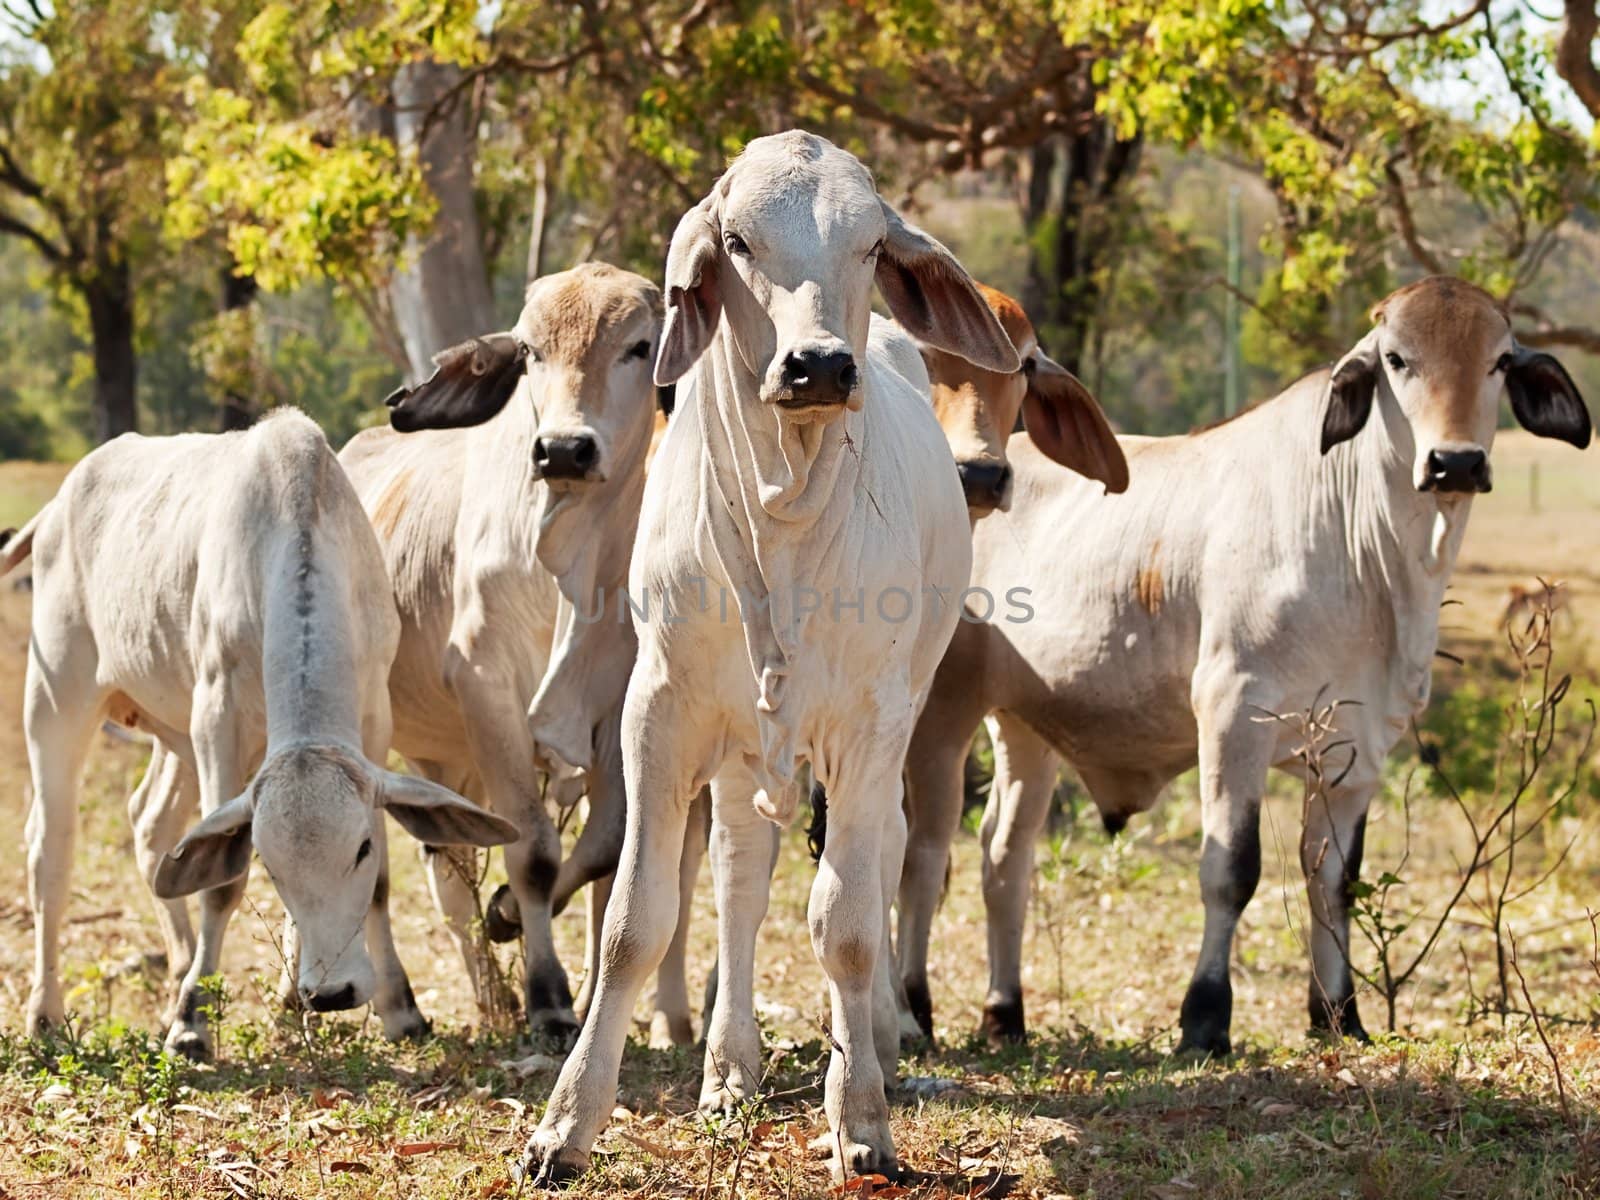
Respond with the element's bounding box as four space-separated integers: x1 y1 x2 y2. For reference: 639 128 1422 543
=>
1259 1103 1300 1119
311 1087 353 1109
1335 1068 1359 1088
329 1161 372 1174
616 1131 681 1160
393 1140 463 1158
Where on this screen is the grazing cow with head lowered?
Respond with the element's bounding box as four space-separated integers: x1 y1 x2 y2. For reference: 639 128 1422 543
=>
4 409 515 1059
339 262 662 1037
523 130 1019 1185
896 276 1590 1052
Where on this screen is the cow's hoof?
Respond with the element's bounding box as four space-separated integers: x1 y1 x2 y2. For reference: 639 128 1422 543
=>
649 1012 695 1049
904 979 934 1041
384 1010 432 1043
485 884 521 943
830 1138 899 1184
980 997 1026 1046
527 1007 582 1048
522 1131 589 1188
1309 994 1370 1044
698 1066 758 1116
1174 1030 1231 1061
165 1027 212 1063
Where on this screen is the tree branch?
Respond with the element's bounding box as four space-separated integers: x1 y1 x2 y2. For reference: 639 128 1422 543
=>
1383 162 1447 275
0 207 67 263
1555 1 1600 119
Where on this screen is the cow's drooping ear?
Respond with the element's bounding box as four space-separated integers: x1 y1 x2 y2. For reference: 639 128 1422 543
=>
875 200 1020 375
385 333 529 432
656 196 722 387
1507 345 1592 448
153 791 254 898
378 771 522 847
1321 328 1380 454
1022 352 1129 494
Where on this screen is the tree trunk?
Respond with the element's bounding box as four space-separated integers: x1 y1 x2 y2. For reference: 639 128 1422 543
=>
1019 120 1142 373
218 266 259 431
84 262 137 443
388 60 497 380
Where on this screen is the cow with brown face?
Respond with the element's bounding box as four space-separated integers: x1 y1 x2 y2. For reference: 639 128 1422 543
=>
924 284 1127 515
341 262 663 1039
897 275 1591 1053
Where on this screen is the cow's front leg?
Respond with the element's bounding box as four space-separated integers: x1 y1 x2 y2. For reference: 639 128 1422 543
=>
898 685 987 1042
127 743 199 1011
167 677 250 1061
362 815 430 1040
523 678 704 1185
1302 772 1375 1044
700 768 776 1112
1177 672 1277 1058
810 751 905 1182
446 656 574 1039
978 713 1060 1044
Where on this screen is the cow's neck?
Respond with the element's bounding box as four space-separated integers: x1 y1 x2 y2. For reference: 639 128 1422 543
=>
692 332 865 787
1312 386 1473 714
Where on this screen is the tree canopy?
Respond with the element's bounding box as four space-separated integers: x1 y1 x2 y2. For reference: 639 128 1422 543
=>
2 0 1600 450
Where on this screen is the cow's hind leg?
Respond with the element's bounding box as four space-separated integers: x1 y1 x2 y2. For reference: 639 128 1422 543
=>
1301 770 1375 1043
700 769 776 1112
128 742 198 1013
447 658 575 1039
977 712 1059 1044
24 643 103 1039
1177 670 1278 1058
648 785 709 1048
523 678 704 1185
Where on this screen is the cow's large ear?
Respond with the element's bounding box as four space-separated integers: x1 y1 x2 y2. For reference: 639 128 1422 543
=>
1022 351 1129 494
656 196 722 386
875 200 1019 375
1321 329 1380 454
1507 345 1591 448
378 771 522 847
385 333 528 433
154 791 254 898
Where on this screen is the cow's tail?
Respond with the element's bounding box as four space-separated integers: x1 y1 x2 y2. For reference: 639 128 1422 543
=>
0 506 46 577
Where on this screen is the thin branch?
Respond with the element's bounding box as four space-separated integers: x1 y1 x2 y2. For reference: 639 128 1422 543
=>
1383 162 1447 276
1555 0 1600 120
0 207 67 263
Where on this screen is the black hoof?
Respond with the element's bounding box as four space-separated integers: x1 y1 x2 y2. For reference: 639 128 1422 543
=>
1174 1031 1231 1060
1309 994 1370 1044
485 884 521 944
905 979 935 1041
167 1029 212 1063
980 997 1026 1046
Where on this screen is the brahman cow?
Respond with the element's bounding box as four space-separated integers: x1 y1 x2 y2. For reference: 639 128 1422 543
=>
3 409 515 1058
339 263 661 1037
653 285 1128 1049
522 131 1018 1184
896 276 1590 1053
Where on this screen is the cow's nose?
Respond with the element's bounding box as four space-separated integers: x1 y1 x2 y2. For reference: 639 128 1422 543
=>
957 461 1012 511
780 349 858 405
533 434 599 480
301 983 358 1013
1423 447 1491 494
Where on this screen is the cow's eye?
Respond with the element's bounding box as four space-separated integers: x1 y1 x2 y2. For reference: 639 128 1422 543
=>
355 838 372 868
864 239 885 262
622 339 651 363
526 346 543 365
1385 351 1407 372
1493 352 1513 375
723 232 751 258
1022 357 1037 378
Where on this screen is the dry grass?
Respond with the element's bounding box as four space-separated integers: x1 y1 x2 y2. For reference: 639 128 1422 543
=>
0 435 1597 1199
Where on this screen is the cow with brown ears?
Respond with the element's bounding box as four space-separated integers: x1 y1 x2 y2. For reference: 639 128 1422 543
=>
898 275 1590 1054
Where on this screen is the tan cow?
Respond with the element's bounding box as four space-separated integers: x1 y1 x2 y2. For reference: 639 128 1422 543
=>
897 276 1590 1053
339 263 662 1037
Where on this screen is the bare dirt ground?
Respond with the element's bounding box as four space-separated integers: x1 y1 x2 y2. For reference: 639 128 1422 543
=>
0 431 1596 1198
